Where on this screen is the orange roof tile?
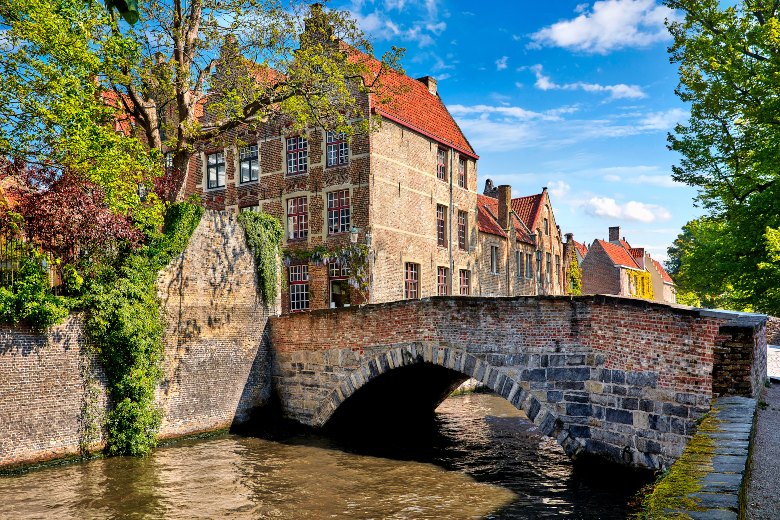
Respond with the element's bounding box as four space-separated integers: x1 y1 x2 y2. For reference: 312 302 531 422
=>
595 239 640 269
629 247 645 259
356 51 476 159
477 194 535 243
511 192 545 232
652 259 675 285
477 195 506 238
573 240 588 259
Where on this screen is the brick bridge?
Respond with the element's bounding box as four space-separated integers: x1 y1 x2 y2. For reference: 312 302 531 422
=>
269 296 767 470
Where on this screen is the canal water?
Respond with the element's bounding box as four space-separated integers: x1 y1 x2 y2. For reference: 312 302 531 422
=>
0 393 648 519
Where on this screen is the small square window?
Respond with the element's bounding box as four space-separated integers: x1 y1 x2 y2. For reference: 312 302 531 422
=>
326 131 349 167
239 144 259 183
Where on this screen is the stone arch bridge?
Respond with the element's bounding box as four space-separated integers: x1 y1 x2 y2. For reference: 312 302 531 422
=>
268 296 767 470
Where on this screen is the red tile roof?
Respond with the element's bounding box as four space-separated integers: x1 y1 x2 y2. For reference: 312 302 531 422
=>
511 192 546 232
477 195 535 243
359 52 477 159
477 195 506 238
573 240 588 259
595 239 640 269
652 259 675 285
629 247 645 259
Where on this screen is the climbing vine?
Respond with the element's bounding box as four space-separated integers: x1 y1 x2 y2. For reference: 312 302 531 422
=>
568 256 582 296
236 212 284 305
283 243 370 302
83 202 203 456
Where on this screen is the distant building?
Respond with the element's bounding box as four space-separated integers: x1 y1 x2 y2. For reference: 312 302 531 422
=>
580 226 676 304
475 182 569 296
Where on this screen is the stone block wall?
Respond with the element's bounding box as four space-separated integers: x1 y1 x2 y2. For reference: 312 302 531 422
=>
0 210 271 469
712 316 768 398
269 296 764 470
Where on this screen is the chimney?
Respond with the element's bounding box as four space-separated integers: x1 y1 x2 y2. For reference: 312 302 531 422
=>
608 226 621 243
498 185 511 230
565 232 573 243
483 178 498 198
417 76 437 95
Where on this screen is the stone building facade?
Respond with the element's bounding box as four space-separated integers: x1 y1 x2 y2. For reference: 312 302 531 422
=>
580 226 677 304
475 181 568 296
182 59 480 313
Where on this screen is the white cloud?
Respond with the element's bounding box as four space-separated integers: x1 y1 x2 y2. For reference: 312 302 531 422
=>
530 0 675 54
639 108 688 130
583 196 671 223
495 56 509 71
548 180 571 199
454 116 538 152
449 104 578 121
530 64 646 100
348 0 445 48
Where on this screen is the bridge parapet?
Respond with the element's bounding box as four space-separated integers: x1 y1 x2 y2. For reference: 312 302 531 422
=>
269 296 767 470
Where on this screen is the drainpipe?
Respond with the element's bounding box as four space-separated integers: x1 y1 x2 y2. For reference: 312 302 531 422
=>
448 147 454 296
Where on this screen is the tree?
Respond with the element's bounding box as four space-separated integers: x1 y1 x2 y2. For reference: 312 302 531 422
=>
664 0 780 314
99 0 402 200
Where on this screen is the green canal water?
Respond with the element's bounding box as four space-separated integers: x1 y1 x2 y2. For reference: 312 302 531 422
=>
0 393 649 519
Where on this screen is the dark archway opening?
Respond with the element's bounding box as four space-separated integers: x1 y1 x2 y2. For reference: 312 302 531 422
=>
324 362 469 433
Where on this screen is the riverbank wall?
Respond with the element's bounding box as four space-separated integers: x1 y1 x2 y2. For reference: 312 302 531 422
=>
0 211 271 469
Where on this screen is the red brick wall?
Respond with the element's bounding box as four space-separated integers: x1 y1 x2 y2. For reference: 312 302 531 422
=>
581 241 622 295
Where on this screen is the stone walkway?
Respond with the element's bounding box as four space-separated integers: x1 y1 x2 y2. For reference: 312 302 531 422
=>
745 383 780 520
767 345 780 381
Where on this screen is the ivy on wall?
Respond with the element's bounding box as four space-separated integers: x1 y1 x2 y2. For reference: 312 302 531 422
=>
283 243 370 302
83 202 203 456
568 256 582 296
236 212 284 305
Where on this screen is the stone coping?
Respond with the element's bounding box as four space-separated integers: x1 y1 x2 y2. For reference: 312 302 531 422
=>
663 396 757 519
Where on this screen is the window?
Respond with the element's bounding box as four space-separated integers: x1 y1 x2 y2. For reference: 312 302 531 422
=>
556 255 561 286
286 136 308 175
536 251 542 282
491 245 499 274
525 253 533 279
516 251 522 279
437 148 447 181
240 205 260 213
286 197 308 240
404 262 419 299
329 260 350 308
458 157 466 188
459 269 471 295
326 131 349 167
457 211 467 250
327 190 350 234
206 151 225 189
239 144 259 183
437 204 447 247
437 267 449 296
289 265 309 312
544 218 550 235
546 252 552 284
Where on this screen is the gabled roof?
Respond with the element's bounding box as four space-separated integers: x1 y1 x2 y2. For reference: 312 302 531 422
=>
511 192 546 232
595 239 640 269
629 247 644 259
477 195 507 238
573 240 588 259
652 259 675 285
361 53 477 159
477 194 535 243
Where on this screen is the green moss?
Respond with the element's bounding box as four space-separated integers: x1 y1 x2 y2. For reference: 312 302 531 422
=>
634 413 721 519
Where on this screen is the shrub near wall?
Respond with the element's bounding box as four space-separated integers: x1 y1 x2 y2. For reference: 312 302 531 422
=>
84 202 203 456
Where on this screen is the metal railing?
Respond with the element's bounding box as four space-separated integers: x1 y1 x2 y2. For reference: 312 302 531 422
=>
0 230 61 294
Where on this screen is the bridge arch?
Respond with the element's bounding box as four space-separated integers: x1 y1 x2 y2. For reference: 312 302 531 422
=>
310 343 584 459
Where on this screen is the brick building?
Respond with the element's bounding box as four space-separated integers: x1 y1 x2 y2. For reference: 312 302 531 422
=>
580 226 677 304
475 181 568 296
182 52 480 312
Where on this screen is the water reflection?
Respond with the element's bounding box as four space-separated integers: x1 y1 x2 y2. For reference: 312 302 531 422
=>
0 393 646 519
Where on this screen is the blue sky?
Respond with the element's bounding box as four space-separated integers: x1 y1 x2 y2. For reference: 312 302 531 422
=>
332 0 699 261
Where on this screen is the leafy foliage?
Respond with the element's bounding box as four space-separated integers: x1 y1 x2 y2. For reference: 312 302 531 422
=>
1 163 143 267
567 256 582 296
282 243 371 303
664 1 780 313
83 202 202 456
628 270 654 301
0 251 69 329
237 212 284 305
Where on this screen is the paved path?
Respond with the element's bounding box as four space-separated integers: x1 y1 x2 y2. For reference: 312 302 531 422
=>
745 383 780 520
768 345 780 381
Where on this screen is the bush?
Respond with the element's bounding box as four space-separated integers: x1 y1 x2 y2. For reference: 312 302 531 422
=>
0 253 69 329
